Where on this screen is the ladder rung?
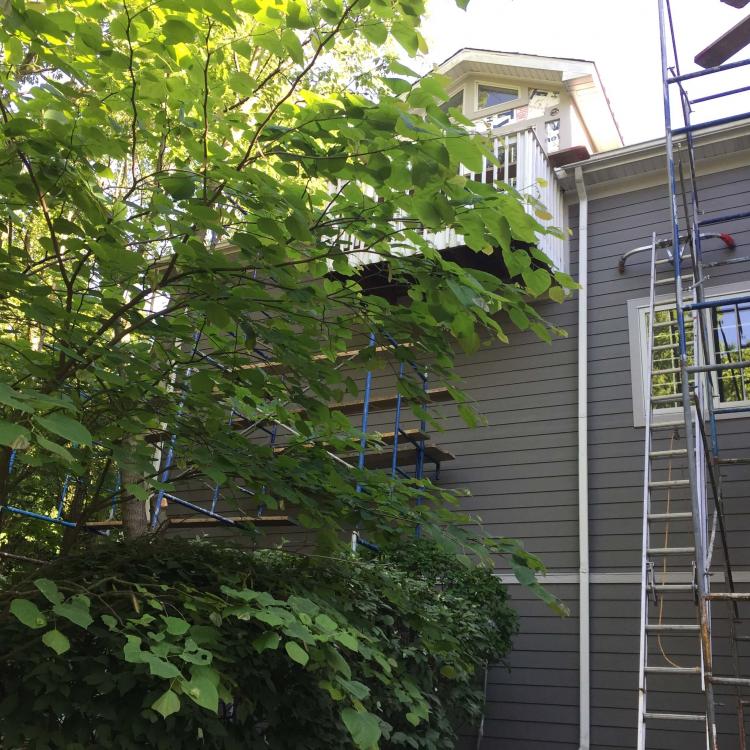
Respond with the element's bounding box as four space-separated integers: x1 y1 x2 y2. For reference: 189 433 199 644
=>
654 275 694 287
645 665 702 674
646 623 699 632
648 546 695 556
648 511 693 521
654 584 695 592
644 712 706 722
652 317 694 330
649 479 690 488
649 449 688 458
651 366 682 376
717 457 750 465
651 419 685 429
652 343 681 352
650 394 687 405
735 636 750 642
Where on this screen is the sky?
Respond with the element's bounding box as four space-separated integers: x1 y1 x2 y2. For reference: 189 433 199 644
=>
418 0 750 146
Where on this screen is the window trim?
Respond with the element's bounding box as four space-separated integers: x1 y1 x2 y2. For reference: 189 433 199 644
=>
472 79 525 116
627 281 750 427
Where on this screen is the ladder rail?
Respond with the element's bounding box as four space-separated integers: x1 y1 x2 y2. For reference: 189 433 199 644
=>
637 234 659 750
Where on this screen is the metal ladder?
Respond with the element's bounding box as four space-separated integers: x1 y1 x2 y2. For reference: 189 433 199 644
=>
636 233 714 747
636 2 750 745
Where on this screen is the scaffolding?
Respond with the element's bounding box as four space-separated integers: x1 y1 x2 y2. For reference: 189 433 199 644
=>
0 329 454 540
634 1 750 747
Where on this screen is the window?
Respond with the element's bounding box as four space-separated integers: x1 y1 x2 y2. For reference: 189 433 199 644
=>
477 84 518 110
628 284 750 426
440 89 463 114
712 300 750 402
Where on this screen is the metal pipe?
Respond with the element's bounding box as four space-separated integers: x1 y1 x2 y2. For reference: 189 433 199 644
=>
575 165 590 750
618 233 735 273
667 56 750 83
685 295 750 311
672 111 750 136
691 83 750 105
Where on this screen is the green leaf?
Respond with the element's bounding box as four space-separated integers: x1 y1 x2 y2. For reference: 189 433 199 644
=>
339 679 370 701
162 19 197 44
152 689 181 719
10 598 47 630
181 674 219 713
34 413 92 446
315 613 338 633
253 631 281 653
0 421 30 450
335 631 358 651
341 708 382 749
36 433 76 464
285 640 309 666
549 285 566 303
147 655 182 679
34 578 64 605
0 383 30 412
163 616 191 636
5 37 25 65
42 629 70 655
161 175 195 200
522 268 551 298
53 595 93 629
101 614 118 630
123 634 146 663
445 135 483 173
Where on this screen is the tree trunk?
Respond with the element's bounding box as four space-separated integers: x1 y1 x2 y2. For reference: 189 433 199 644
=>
61 478 89 553
120 437 151 538
121 489 150 538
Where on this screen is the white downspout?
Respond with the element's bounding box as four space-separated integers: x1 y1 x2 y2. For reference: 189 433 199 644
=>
574 165 590 750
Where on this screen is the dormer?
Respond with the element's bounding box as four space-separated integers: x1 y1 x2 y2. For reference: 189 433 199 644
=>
436 48 624 156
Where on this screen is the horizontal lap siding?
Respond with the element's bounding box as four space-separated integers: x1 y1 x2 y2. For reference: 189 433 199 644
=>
456 584 580 750
575 165 750 749
444 296 578 574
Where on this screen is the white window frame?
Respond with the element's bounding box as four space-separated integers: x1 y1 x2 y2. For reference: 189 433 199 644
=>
473 80 525 116
627 281 750 427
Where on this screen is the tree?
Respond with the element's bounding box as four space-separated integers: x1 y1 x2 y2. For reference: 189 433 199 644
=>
0 0 572 560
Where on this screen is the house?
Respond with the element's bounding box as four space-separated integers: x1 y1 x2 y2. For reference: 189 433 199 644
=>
151 46 749 747
77 45 750 749
425 49 750 750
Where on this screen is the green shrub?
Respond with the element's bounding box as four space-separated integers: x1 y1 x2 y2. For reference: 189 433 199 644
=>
0 538 517 749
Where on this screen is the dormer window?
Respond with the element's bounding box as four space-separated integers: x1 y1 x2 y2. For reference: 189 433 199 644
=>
477 84 518 110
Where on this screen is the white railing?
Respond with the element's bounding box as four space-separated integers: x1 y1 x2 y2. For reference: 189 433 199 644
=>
340 127 567 274
458 128 566 271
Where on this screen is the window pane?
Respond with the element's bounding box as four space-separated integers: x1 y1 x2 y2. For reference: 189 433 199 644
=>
477 84 518 110
440 89 463 114
712 303 750 402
